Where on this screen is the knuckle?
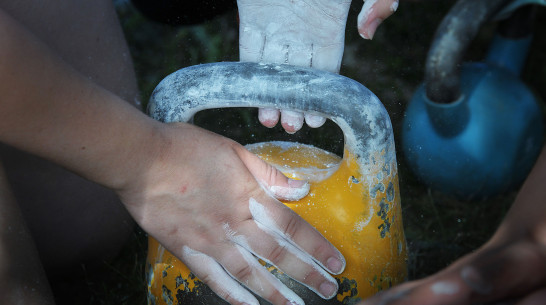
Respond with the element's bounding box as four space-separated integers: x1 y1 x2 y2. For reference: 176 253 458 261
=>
267 244 289 266
232 264 254 284
197 272 214 287
266 164 281 186
282 214 300 239
221 291 246 305
309 242 331 261
302 268 325 287
264 290 291 305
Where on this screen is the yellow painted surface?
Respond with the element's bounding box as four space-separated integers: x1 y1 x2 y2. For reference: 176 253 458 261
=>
147 142 407 304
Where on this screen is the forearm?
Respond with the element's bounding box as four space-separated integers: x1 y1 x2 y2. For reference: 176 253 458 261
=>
0 9 161 191
491 145 546 243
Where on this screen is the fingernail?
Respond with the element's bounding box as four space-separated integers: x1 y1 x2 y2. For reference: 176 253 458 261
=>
281 110 304 134
326 256 344 274
288 178 307 188
391 0 399 12
304 113 326 128
460 266 493 295
319 281 338 298
363 18 383 40
259 108 279 128
271 179 310 201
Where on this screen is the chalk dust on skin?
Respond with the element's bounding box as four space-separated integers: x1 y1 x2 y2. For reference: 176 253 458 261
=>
224 198 340 301
246 140 406 288
180 246 260 305
460 266 493 295
249 197 344 289
238 0 350 72
280 110 305 133
430 280 460 296
258 107 279 126
269 181 311 202
357 0 379 39
304 113 327 128
234 241 306 305
223 220 309 302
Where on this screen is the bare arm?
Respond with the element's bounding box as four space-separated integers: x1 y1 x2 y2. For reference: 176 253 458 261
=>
0 8 157 190
0 9 345 305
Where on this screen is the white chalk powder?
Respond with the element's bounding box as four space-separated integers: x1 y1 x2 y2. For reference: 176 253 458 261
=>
258 107 279 123
304 113 327 128
357 0 378 37
248 198 341 299
391 0 399 12
281 110 304 132
249 198 280 234
235 244 305 305
181 246 259 305
430 281 460 296
269 182 310 201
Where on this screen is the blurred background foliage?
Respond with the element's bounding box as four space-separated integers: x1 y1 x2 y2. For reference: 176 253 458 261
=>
83 1 546 304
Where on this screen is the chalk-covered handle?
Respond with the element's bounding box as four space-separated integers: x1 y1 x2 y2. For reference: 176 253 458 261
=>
147 62 395 167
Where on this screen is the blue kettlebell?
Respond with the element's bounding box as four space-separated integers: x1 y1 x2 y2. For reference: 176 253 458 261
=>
402 0 545 200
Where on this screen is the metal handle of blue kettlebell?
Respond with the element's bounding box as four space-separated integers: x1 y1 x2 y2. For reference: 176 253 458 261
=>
425 0 512 103
147 62 396 171
495 0 546 20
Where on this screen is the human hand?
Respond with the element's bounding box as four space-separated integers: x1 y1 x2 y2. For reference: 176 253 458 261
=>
237 0 399 133
358 148 546 305
118 123 345 305
357 233 546 305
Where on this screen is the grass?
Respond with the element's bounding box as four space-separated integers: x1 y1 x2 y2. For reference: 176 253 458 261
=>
84 1 546 304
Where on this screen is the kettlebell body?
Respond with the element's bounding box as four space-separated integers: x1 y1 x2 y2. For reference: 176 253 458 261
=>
145 62 408 304
403 60 543 199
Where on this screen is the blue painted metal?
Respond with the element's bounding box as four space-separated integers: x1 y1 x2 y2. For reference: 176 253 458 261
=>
402 6 544 200
495 0 546 20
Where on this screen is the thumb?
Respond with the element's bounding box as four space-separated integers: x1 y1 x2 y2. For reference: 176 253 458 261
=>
357 0 399 40
234 145 310 201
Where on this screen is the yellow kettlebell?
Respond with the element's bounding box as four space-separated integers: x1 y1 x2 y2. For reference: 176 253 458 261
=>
146 62 407 305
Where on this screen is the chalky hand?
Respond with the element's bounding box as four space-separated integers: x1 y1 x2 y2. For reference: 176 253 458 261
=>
237 0 399 133
119 124 345 305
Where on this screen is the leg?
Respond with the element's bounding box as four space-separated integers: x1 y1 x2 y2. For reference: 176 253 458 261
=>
0 0 138 278
0 161 55 305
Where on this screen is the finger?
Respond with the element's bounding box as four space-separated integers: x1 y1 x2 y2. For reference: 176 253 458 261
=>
280 110 304 133
361 273 477 305
247 196 345 276
180 245 260 305
235 145 310 201
234 214 339 299
361 241 546 305
304 113 327 128
458 241 546 301
217 242 305 305
357 0 399 39
259 108 280 128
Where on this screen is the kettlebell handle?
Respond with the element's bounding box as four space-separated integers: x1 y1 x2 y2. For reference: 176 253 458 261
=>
425 0 512 104
147 62 396 170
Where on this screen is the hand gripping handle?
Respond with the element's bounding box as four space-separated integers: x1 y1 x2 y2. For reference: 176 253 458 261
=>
147 62 396 172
